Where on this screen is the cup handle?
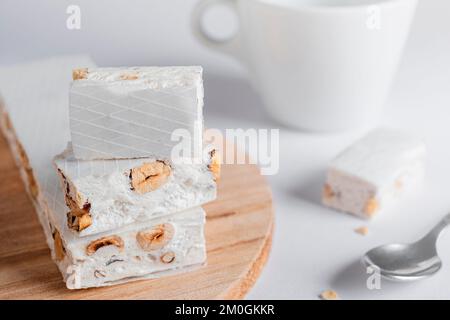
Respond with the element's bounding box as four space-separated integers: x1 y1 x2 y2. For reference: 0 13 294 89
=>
191 0 242 61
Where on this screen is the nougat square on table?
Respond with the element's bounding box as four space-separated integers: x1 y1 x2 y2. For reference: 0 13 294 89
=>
323 128 426 218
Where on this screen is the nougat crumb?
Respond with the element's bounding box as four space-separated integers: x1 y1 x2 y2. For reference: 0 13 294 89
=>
320 289 339 300
354 226 369 236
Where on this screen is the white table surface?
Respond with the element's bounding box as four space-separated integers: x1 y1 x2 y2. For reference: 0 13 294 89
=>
203 1 450 299
1 0 450 299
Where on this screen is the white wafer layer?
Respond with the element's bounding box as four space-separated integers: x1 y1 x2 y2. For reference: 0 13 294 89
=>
70 66 204 160
323 127 426 218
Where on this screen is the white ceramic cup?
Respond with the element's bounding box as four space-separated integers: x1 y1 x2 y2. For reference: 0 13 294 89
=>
192 0 418 131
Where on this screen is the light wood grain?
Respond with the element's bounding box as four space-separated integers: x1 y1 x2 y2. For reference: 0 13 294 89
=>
0 133 274 299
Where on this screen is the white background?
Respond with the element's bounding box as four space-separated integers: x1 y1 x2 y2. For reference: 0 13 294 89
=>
1 0 450 299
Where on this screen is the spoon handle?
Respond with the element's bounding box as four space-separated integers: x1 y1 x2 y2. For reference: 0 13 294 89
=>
422 212 450 242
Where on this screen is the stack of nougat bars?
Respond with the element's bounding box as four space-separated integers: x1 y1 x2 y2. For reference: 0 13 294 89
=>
1 64 220 289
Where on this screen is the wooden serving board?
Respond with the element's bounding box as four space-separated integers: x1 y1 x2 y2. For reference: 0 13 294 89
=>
0 133 274 299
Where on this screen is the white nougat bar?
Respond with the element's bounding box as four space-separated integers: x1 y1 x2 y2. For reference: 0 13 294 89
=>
54 144 219 237
323 128 426 218
70 66 204 160
41 205 206 289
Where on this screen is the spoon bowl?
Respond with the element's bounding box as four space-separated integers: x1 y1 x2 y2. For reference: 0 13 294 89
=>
363 243 442 281
363 213 450 282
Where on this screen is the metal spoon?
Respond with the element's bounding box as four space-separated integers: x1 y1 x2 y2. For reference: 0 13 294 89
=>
362 213 450 281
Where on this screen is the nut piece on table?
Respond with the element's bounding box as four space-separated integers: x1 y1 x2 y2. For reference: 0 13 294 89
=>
355 226 369 236
160 251 176 264
72 68 89 80
136 223 175 251
319 289 339 300
208 149 221 181
86 235 124 256
130 160 171 194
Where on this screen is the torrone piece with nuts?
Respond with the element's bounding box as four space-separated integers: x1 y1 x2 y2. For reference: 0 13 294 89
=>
53 144 218 236
60 207 205 289
322 128 426 218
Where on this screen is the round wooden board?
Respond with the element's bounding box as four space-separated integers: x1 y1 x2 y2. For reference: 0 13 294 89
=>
0 134 274 299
